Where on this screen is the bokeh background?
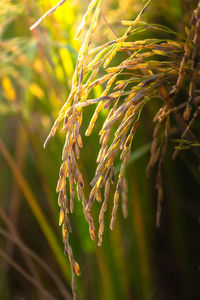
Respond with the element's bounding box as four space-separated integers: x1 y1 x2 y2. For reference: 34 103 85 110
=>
0 0 199 299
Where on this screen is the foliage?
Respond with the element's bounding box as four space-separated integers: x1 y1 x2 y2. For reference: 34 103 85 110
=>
39 0 200 298
0 1 200 300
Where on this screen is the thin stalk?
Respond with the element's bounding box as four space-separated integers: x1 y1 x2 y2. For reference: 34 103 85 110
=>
0 248 58 300
0 138 70 283
0 224 72 300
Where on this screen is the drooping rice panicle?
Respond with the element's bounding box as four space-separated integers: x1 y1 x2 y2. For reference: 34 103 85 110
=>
173 107 200 160
169 2 200 98
85 73 119 136
184 4 200 120
43 0 200 298
156 115 170 227
76 0 102 74
75 0 100 40
122 177 128 218
146 122 161 176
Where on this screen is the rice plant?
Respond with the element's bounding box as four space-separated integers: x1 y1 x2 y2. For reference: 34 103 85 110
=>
1 0 200 299
28 0 200 298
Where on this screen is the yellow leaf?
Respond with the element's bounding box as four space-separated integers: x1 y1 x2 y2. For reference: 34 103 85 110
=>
2 77 16 101
75 0 99 39
33 59 43 73
29 83 45 99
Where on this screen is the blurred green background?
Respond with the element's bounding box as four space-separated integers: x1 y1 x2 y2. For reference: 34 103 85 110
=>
0 0 199 299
